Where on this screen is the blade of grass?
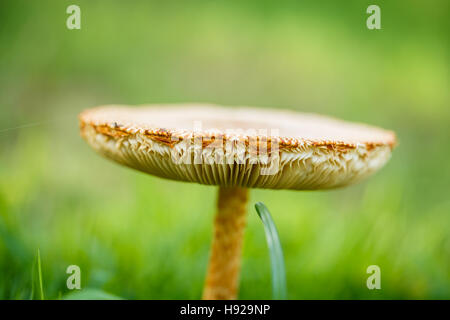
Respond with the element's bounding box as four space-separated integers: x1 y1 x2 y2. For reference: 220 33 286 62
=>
37 249 45 300
255 202 287 300
30 256 35 300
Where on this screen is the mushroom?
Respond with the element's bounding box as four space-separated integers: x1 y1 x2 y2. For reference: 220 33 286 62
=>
79 104 396 300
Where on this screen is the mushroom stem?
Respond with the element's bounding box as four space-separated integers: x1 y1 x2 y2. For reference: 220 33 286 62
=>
202 186 249 300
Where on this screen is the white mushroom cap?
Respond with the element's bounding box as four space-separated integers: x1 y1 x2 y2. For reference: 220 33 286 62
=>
79 104 396 190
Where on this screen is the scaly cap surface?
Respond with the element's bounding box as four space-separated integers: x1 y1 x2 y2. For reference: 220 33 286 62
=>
79 104 396 190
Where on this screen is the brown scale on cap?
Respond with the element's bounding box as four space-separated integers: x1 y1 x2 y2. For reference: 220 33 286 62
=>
83 124 287 153
81 119 396 153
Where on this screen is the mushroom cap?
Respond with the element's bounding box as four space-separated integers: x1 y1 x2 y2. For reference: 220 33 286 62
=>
79 104 396 190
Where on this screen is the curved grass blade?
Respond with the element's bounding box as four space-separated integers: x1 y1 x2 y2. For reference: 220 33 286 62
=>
30 257 35 300
255 202 287 300
37 248 45 300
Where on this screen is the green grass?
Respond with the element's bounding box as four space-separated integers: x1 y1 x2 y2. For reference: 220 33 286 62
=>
255 202 287 300
37 249 45 300
0 0 449 300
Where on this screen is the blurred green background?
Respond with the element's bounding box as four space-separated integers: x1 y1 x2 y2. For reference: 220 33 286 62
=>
0 0 449 299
